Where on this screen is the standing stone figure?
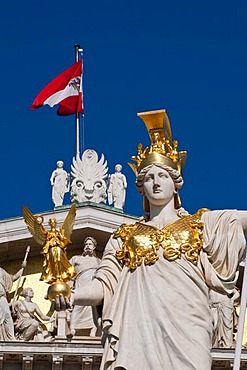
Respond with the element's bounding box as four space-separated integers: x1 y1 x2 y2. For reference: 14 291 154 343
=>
50 160 70 207
108 164 127 210
0 263 26 341
69 237 101 336
12 287 53 341
67 110 247 370
210 288 239 348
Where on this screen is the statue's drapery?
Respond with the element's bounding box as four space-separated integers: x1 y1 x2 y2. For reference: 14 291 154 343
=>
0 268 15 341
69 255 100 330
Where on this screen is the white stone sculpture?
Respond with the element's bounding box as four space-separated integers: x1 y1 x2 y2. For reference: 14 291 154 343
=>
57 110 247 370
70 149 108 204
69 237 101 336
12 287 53 341
108 164 127 210
210 288 238 348
50 160 70 207
0 263 26 341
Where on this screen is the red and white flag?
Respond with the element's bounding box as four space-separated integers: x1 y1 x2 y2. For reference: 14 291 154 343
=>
30 60 83 116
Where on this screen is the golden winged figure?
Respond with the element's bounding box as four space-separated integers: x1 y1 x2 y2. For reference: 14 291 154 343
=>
22 204 76 285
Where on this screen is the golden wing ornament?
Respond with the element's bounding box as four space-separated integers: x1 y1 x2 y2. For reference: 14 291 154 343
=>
60 203 76 242
22 205 47 246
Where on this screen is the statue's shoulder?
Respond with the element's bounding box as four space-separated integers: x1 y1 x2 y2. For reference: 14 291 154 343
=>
192 208 210 220
113 223 139 241
12 300 22 308
180 208 210 229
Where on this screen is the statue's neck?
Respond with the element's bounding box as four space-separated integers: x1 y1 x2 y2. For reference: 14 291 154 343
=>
148 198 179 228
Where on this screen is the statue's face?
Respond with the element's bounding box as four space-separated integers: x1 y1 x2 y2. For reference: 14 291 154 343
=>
25 288 34 298
57 161 64 168
84 238 96 254
115 165 122 173
143 165 175 207
49 218 57 228
71 178 107 203
85 150 95 159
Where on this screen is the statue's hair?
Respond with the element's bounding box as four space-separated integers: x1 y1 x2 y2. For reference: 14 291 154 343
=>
20 287 33 297
84 236 97 246
176 207 190 218
135 164 184 195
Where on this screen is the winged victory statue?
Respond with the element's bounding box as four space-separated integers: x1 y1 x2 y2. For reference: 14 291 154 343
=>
22 204 77 300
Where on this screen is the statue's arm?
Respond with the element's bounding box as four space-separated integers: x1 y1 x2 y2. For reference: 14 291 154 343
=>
50 170 56 185
236 211 247 236
73 278 104 306
11 269 22 281
73 235 122 307
11 300 20 311
34 304 53 322
123 174 127 188
11 261 27 281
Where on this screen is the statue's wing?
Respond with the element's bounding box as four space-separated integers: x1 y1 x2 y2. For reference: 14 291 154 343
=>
22 206 47 246
60 204 76 241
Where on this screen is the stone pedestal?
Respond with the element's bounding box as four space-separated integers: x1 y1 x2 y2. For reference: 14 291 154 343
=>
56 311 68 340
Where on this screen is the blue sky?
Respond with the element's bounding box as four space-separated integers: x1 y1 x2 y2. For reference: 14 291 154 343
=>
0 1 247 220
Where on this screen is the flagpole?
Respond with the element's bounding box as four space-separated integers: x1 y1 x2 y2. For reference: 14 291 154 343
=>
74 44 81 157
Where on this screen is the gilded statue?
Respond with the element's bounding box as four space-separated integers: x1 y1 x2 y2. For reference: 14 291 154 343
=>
22 204 76 297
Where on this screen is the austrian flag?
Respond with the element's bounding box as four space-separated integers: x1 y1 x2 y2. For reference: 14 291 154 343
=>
30 60 83 116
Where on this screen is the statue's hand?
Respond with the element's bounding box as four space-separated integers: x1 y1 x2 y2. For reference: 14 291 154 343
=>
50 294 71 312
21 261 27 268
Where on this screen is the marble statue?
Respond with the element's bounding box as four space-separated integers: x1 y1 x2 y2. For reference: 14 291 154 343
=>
210 288 239 348
0 262 26 341
70 149 108 204
12 287 54 341
57 110 247 370
69 237 101 336
108 164 127 210
22 205 76 286
50 160 70 207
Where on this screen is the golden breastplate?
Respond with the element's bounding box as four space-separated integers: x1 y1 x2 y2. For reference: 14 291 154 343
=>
114 208 209 270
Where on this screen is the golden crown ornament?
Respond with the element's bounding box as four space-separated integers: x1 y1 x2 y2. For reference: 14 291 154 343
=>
128 109 187 176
